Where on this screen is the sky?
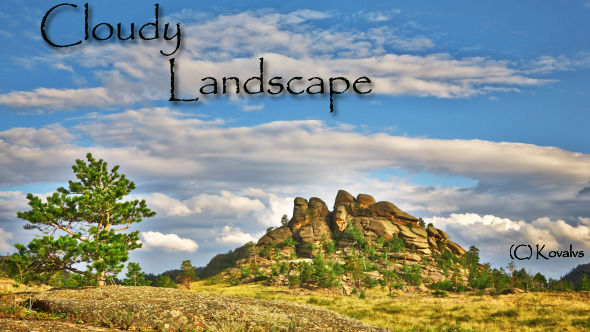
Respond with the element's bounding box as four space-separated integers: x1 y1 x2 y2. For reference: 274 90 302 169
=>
0 0 589 279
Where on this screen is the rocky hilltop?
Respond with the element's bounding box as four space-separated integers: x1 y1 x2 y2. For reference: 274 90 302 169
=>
258 190 466 258
203 190 472 294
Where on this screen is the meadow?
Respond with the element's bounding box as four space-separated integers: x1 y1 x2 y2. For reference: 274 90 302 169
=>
190 280 590 331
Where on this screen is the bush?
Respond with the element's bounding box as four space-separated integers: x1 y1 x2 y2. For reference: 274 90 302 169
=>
240 265 252 279
298 262 315 283
432 289 448 297
359 289 366 299
387 237 405 253
288 275 300 288
155 275 177 288
402 263 422 286
430 279 454 291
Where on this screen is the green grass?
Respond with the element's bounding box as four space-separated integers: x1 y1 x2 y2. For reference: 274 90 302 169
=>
190 280 590 331
2 279 589 331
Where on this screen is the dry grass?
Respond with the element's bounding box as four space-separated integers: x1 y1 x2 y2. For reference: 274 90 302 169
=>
190 280 590 331
0 278 50 294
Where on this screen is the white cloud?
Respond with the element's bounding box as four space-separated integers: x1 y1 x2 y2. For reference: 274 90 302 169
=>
426 214 590 255
147 193 194 217
359 10 400 22
0 228 13 252
0 10 549 111
0 125 74 147
251 191 294 227
147 191 265 217
423 213 590 278
215 225 261 245
0 87 136 111
140 231 198 253
1 109 589 220
524 52 590 74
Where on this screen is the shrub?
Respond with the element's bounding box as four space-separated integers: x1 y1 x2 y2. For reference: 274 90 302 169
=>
432 289 448 297
430 279 454 291
401 263 422 286
359 289 366 299
288 275 300 288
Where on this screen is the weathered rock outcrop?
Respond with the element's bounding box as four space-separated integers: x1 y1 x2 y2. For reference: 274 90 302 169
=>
236 190 471 294
260 190 465 259
257 226 292 246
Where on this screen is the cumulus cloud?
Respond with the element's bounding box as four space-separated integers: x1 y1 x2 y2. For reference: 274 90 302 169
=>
140 231 199 253
0 10 549 111
215 225 261 245
0 228 13 252
426 213 590 255
424 213 590 278
147 191 266 217
1 109 589 220
0 124 75 147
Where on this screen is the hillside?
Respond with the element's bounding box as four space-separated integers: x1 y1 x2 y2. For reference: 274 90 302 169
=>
200 190 475 294
562 263 590 286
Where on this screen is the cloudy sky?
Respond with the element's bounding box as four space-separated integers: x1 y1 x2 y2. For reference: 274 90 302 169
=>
1 0 589 279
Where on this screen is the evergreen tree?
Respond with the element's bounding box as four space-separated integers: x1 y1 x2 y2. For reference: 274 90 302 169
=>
155 275 178 288
280 214 289 227
14 153 155 285
122 262 151 286
177 260 198 289
532 272 547 291
576 273 590 291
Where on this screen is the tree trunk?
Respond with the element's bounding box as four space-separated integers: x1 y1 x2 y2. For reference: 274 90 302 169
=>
98 270 106 286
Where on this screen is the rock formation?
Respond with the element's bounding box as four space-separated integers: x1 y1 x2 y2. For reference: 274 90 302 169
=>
213 190 472 294
258 189 466 258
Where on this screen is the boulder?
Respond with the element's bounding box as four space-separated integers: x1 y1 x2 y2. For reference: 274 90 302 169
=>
446 240 466 255
295 215 331 257
257 226 293 246
397 224 418 239
294 197 307 207
369 201 419 222
426 226 440 238
427 237 437 248
332 205 349 232
404 237 430 250
367 219 400 240
410 227 428 238
308 197 329 220
335 190 355 205
289 197 309 231
417 248 432 255
356 194 376 208
402 253 422 262
436 228 450 239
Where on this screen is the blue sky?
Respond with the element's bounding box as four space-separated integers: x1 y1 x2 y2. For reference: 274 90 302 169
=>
1 0 589 279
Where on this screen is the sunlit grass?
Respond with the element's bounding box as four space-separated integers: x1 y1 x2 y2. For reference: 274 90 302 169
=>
190 280 590 331
0 279 50 295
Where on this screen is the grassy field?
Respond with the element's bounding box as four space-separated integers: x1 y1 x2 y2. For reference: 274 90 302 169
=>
190 280 590 331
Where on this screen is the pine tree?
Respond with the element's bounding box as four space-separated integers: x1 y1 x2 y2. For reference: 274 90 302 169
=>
122 262 151 286
14 153 156 285
576 273 590 291
155 275 177 288
280 214 289 227
177 260 197 289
